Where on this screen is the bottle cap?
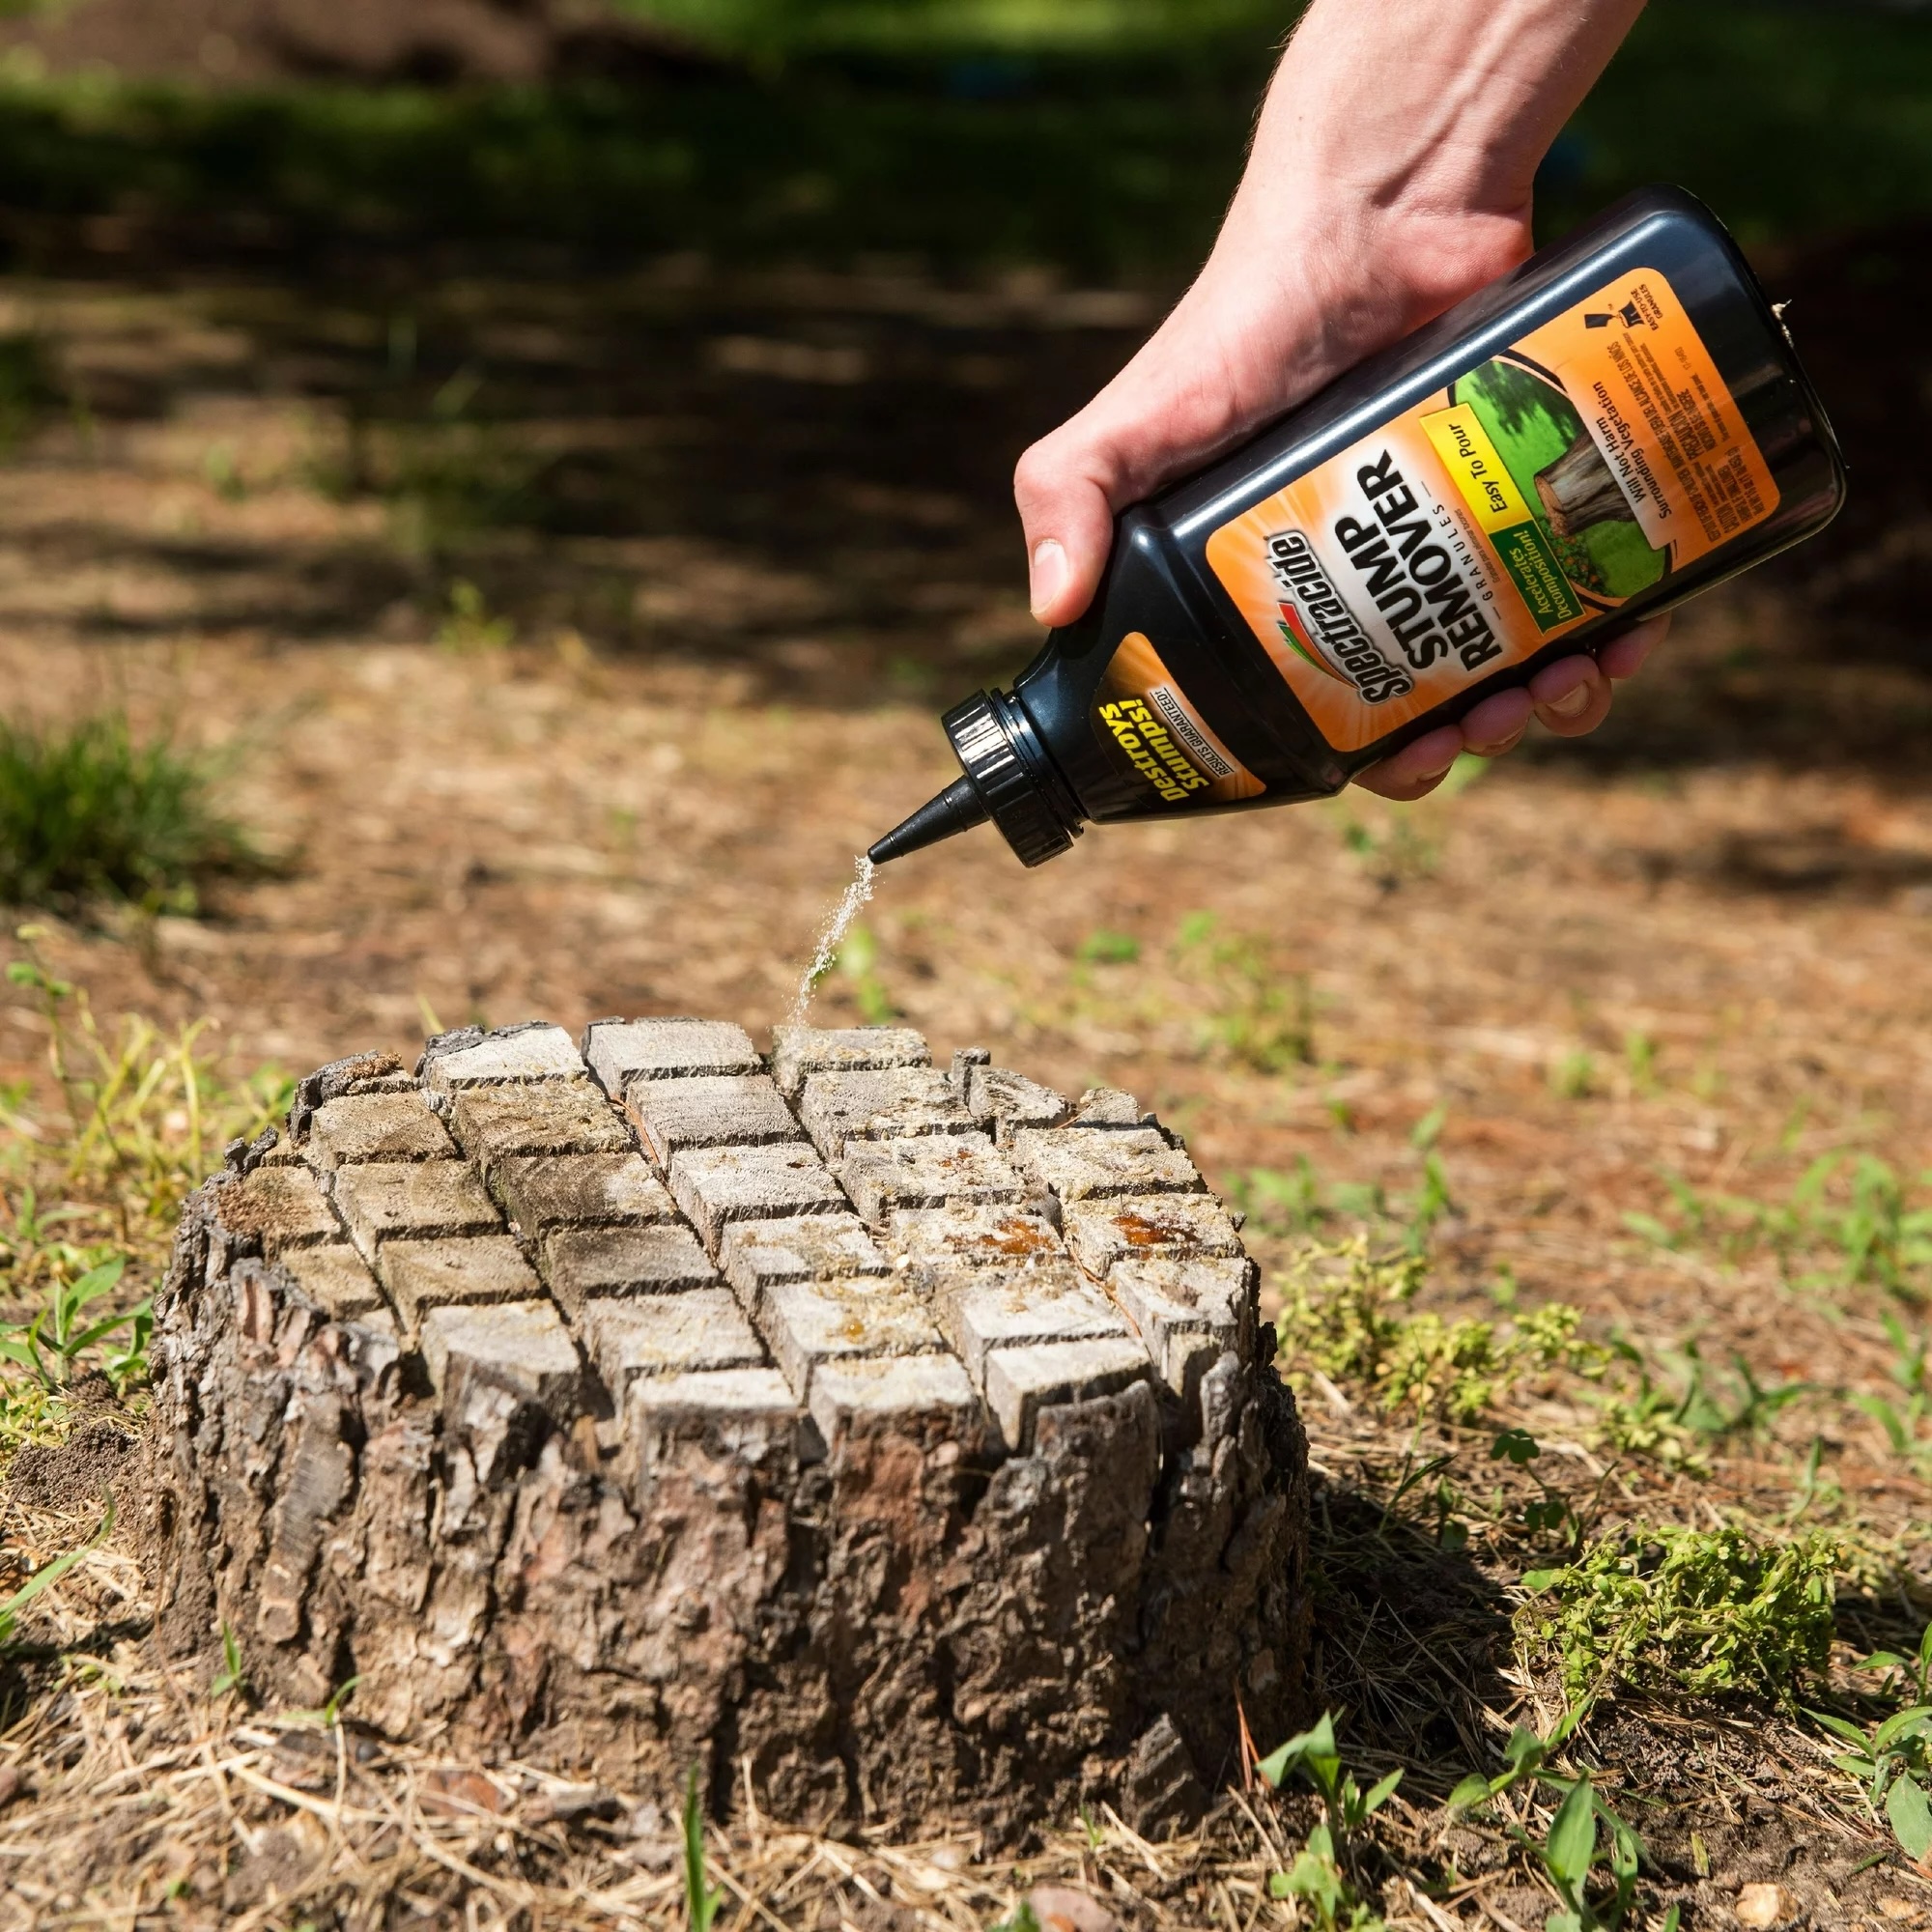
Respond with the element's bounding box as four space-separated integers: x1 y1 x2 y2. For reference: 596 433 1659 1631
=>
868 690 1083 867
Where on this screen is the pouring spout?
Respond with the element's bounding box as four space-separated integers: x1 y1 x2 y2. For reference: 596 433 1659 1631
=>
867 776 989 866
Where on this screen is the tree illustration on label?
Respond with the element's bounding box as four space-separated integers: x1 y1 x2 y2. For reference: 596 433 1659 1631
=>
1534 430 1636 539
1448 355 1666 605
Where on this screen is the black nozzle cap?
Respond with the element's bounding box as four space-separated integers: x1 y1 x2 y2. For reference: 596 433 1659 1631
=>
867 775 988 867
869 689 1084 868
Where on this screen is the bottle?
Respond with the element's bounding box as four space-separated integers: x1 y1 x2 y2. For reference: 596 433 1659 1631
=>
868 186 1845 870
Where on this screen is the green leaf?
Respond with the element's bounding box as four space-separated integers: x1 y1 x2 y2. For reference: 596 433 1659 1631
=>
1621 1210 1677 1246
58 1256 126 1321
1808 1708 1876 1748
1604 1810 1641 1882
0 1333 44 1374
1449 1773 1494 1813
1520 1568 1565 1594
683 1762 722 1932
1492 1427 1542 1466
1362 1767 1404 1815
68 1298 150 1356
1257 1711 1339 1790
1872 1705 1932 1753
1545 1778 1599 1887
1888 1773 1932 1861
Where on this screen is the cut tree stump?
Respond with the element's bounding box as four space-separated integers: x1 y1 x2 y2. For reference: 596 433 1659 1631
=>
1534 427 1638 539
141 1020 1310 1838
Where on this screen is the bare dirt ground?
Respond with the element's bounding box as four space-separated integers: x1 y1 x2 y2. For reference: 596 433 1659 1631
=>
0 239 1927 1350
1 223 1930 1925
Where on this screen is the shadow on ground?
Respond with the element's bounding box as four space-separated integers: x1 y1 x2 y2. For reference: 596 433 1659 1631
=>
0 204 1923 781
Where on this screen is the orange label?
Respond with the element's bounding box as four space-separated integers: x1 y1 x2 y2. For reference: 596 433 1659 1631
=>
1205 266 1778 752
1094 631 1265 807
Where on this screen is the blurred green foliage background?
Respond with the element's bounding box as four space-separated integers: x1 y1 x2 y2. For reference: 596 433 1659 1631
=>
0 0 1923 280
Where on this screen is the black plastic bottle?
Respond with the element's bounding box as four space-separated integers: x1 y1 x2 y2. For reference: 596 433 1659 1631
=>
869 186 1845 869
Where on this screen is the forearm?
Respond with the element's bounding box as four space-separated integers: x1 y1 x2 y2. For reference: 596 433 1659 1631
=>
1090 0 1647 497
1213 0 1648 361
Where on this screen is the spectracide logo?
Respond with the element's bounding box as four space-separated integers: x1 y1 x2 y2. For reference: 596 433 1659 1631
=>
1266 528 1414 705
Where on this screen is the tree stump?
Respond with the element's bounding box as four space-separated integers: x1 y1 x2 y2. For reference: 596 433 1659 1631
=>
142 1019 1311 1839
1534 428 1637 539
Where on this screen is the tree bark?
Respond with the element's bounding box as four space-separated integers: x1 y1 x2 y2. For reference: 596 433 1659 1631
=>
1535 428 1634 537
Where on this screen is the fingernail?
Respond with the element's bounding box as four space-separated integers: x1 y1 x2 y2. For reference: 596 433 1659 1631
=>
1029 539 1067 618
1467 726 1526 758
1541 684 1592 720
1414 758 1456 784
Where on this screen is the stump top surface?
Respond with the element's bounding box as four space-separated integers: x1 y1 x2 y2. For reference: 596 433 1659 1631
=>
242 1018 1256 1457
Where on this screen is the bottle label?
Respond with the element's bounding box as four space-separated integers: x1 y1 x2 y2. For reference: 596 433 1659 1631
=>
1093 630 1266 806
1204 265 1780 753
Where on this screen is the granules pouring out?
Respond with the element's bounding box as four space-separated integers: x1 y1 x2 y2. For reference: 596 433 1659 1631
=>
790 854 875 1022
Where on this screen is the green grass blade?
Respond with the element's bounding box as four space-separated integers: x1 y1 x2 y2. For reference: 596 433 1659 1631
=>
0 1495 112 1649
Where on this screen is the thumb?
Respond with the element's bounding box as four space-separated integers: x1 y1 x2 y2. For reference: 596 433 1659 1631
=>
1012 427 1122 629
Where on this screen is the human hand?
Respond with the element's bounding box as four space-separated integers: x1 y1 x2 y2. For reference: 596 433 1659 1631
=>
1010 0 1652 798
1352 613 1670 800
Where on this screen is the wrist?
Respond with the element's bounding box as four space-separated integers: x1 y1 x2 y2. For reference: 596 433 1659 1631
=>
1191 192 1526 399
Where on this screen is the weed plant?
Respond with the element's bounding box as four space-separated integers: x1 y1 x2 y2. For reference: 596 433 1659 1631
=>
0 1254 147 1392
683 1764 723 1932
1812 1695 1932 1862
8 933 289 1217
1175 912 1316 1072
1452 1723 1664 1932
1519 1522 1840 1704
435 579 517 654
1233 1114 1455 1257
1593 1338 1811 1474
0 713 255 914
0 943 289 1474
1257 1712 1401 1930
0 1495 111 1659
1625 1153 1932 1301
1853 1315 1932 1471
1272 1236 1604 1423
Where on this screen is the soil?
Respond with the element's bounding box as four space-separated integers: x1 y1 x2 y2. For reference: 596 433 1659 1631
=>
5 1413 134 1512
0 224 1925 1354
0 213 1928 1921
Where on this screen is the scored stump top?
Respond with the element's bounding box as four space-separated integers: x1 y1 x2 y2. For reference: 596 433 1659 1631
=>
230 1017 1248 1455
